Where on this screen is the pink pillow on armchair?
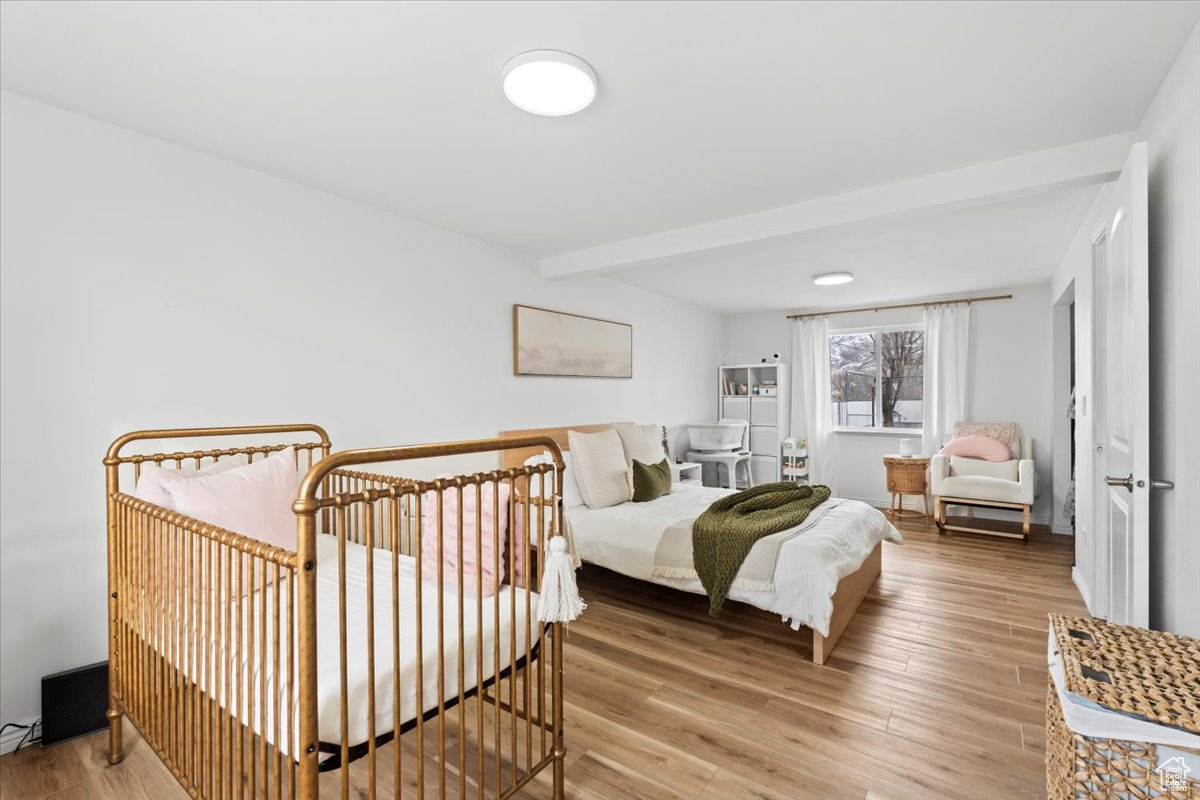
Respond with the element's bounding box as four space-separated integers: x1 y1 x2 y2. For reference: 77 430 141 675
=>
940 435 1013 462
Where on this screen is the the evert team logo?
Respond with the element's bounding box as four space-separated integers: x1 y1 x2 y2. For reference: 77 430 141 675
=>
1155 756 1191 792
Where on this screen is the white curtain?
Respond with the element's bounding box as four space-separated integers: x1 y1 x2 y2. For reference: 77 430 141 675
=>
922 303 971 455
791 316 838 494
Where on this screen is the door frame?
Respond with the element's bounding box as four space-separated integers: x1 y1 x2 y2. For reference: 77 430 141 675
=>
1088 225 1110 620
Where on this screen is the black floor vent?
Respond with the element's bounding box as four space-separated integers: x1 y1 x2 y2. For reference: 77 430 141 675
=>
41 661 108 747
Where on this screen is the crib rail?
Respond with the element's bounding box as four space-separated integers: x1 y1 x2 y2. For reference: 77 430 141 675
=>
105 424 331 788
105 423 332 470
106 428 566 800
293 436 565 800
110 495 301 800
322 468 421 553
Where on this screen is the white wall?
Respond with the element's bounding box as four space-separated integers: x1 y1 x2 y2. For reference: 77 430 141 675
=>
0 92 724 742
725 285 1056 522
1050 23 1199 636
1051 183 1110 616
1050 300 1074 537
1139 24 1198 637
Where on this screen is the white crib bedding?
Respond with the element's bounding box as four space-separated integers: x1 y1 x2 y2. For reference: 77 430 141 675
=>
160 533 542 756
566 483 899 636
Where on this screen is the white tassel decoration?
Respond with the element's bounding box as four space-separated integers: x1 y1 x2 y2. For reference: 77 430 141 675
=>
537 536 585 623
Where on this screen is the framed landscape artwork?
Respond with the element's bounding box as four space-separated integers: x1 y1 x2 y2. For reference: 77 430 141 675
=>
513 304 633 378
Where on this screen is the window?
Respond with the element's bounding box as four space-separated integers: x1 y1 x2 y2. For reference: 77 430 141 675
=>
830 327 924 430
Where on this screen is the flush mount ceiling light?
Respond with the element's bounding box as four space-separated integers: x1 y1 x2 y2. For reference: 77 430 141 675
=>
813 272 855 286
502 50 597 116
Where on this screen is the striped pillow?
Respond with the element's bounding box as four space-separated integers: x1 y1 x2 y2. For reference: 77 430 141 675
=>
567 429 631 509
615 423 666 468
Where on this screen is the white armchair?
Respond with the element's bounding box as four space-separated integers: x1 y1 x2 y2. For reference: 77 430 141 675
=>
930 422 1035 540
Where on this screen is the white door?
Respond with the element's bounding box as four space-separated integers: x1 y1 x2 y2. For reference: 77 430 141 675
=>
1100 142 1150 627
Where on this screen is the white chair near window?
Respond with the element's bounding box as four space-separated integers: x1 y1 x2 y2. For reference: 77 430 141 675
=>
929 421 1035 540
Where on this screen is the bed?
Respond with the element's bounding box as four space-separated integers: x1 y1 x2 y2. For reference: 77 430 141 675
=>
105 425 568 800
499 423 901 665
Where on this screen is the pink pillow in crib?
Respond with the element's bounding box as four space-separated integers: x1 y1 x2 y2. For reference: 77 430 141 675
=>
420 480 511 597
940 435 1012 462
163 447 299 552
134 454 249 510
508 500 537 589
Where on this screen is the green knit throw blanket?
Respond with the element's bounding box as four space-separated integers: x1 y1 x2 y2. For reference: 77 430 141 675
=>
693 482 831 616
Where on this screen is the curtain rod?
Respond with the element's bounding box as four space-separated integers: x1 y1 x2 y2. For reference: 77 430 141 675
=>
786 293 1013 320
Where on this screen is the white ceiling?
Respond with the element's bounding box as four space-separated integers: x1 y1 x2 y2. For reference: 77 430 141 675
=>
1 0 1195 264
606 183 1104 313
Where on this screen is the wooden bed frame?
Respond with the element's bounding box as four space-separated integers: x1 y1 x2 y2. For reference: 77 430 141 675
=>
498 423 882 666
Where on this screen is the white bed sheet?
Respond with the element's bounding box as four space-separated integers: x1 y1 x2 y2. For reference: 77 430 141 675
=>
566 483 900 636
161 533 541 756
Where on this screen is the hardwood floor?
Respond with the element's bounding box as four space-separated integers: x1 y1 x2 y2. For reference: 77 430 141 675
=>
0 517 1085 800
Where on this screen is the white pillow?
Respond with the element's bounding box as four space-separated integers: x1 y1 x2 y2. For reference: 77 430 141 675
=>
163 447 299 552
524 450 584 509
133 454 249 510
567 429 631 509
615 423 666 467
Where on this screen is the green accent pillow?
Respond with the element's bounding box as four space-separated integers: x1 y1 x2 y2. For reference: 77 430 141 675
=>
631 457 672 502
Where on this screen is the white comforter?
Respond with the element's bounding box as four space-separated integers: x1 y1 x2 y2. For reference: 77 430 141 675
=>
566 483 900 636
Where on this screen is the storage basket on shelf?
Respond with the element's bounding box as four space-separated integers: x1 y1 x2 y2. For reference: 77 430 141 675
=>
882 455 927 494
1046 613 1200 800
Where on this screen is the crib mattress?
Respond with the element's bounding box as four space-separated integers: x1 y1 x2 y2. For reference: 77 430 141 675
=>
152 533 541 756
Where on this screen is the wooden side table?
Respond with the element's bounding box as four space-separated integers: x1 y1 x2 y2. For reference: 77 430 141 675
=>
883 455 930 521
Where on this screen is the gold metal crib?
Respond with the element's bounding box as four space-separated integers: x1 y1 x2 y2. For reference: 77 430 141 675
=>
104 424 567 800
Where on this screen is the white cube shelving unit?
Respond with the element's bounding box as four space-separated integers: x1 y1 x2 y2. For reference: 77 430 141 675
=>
717 363 790 485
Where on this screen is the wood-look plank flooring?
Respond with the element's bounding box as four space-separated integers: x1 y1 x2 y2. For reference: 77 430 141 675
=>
0 516 1085 799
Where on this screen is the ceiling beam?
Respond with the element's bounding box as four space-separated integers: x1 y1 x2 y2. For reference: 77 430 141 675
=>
539 132 1133 279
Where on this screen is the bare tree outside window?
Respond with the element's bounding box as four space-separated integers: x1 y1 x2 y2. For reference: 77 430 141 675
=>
830 332 876 426
830 328 924 429
880 330 924 427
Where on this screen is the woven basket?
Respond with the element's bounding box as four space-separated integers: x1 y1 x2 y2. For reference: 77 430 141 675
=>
1047 613 1200 799
883 456 927 494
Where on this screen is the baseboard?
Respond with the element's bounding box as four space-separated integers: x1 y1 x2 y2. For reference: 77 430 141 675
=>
848 495 940 516
846 494 1059 530
844 495 900 512
1072 567 1093 613
0 717 39 755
